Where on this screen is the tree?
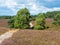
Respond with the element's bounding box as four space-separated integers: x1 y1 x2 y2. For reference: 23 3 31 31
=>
14 8 30 29
34 13 45 30
53 13 60 25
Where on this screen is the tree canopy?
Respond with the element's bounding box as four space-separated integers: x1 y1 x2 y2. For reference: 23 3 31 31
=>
14 8 30 29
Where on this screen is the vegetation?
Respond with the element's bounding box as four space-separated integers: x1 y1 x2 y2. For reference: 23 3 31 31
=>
8 8 46 30
0 19 8 35
8 18 14 28
0 27 8 35
44 11 60 18
0 7 60 45
30 15 37 21
8 8 31 29
1 30 60 45
53 13 60 25
0 16 13 19
34 14 45 30
0 8 60 45
14 8 30 29
44 11 60 26
7 8 60 30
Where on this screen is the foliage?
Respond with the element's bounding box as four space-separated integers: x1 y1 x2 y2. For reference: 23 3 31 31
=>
45 11 60 18
8 8 60 29
14 8 30 29
53 13 60 25
29 15 37 21
0 16 13 19
44 11 60 26
34 13 45 30
8 18 14 28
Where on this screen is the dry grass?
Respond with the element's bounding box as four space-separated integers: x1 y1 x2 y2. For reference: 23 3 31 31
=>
0 19 8 35
1 18 60 45
1 30 60 45
0 19 8 27
45 18 54 28
0 27 9 35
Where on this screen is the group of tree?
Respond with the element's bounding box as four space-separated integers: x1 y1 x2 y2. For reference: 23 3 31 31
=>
8 8 45 30
44 11 60 18
53 13 60 25
8 8 60 30
44 11 60 26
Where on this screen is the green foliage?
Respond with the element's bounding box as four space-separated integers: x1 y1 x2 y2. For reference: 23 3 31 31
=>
45 11 60 18
45 12 54 18
14 8 30 29
34 14 45 30
30 15 37 21
0 16 13 19
44 11 60 26
53 13 60 25
8 7 60 29
34 25 45 30
8 18 14 28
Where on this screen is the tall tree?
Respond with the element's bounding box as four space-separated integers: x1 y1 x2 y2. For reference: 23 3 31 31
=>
14 8 30 29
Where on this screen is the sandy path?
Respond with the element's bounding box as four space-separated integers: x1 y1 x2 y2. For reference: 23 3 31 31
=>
0 29 18 44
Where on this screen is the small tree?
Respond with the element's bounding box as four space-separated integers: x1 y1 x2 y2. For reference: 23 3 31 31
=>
34 14 45 30
14 8 30 29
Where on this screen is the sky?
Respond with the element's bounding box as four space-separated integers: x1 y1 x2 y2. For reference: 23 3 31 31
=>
0 0 60 16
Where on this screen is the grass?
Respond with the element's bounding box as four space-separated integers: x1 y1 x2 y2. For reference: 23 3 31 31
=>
0 18 60 45
0 27 8 35
0 19 8 35
1 29 60 45
0 19 8 27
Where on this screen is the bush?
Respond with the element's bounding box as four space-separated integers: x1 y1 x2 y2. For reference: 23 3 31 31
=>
53 13 60 25
8 18 14 28
34 25 45 30
34 14 45 30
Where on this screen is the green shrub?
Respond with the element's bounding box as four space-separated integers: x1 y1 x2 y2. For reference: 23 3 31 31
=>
34 25 45 30
34 14 45 30
8 18 14 28
53 13 60 25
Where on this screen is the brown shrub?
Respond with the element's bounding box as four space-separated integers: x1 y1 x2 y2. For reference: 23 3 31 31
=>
1 30 60 45
0 19 8 35
0 27 8 35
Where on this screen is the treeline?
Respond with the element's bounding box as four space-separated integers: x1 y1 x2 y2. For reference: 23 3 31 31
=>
44 11 60 25
7 8 60 30
0 16 14 19
44 11 60 18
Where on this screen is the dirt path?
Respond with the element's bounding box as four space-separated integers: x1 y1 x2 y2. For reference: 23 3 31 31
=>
0 29 18 44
